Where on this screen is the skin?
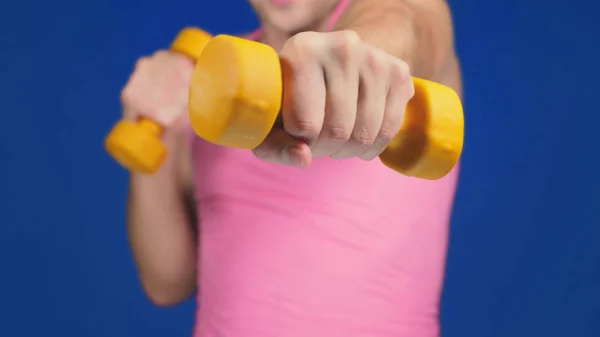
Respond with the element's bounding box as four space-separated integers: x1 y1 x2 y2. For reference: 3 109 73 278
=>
123 0 460 306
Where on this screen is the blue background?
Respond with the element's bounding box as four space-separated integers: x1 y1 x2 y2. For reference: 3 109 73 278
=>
0 0 598 336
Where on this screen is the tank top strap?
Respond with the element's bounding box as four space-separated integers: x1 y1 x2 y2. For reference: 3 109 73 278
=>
324 0 352 31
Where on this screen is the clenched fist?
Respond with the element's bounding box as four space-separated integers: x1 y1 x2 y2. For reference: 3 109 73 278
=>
120 51 195 133
253 30 415 168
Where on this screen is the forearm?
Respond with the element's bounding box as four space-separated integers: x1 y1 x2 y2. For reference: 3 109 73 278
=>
127 135 197 306
335 0 457 84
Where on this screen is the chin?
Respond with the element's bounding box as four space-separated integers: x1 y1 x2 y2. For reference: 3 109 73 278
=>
269 15 311 34
254 1 316 33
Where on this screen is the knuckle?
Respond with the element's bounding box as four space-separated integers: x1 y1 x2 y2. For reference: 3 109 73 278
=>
289 31 321 57
325 124 351 141
331 30 361 64
352 127 376 147
336 30 361 47
152 50 170 59
388 59 415 99
288 120 321 139
120 86 135 105
134 56 151 71
294 30 320 42
389 59 411 86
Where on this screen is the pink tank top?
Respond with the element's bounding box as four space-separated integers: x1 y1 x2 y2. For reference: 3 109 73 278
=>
190 1 459 336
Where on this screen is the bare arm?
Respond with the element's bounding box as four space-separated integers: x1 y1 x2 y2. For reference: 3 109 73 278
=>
335 0 461 93
127 126 197 306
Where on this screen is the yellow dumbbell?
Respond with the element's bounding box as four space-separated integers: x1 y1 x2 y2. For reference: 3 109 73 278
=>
188 35 464 180
105 27 212 174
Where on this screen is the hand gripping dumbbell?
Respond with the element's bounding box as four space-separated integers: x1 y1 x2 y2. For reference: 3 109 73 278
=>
188 35 464 180
105 27 212 174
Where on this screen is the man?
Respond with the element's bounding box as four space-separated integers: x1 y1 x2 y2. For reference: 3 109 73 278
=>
121 0 461 335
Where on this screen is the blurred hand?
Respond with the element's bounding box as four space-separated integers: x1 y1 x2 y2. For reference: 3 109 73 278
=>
252 30 415 168
120 51 195 133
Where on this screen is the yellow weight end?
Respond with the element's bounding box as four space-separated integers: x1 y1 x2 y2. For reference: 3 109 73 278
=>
379 77 464 180
106 27 212 173
189 35 282 149
170 27 213 60
105 119 167 174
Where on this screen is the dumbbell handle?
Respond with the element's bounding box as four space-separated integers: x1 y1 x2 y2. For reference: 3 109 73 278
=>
189 35 464 180
104 28 212 174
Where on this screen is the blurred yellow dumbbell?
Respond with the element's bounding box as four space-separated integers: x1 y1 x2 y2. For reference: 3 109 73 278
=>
105 27 212 174
188 35 464 180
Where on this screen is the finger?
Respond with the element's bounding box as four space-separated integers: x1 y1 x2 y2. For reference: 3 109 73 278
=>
120 59 156 120
252 129 312 168
280 38 326 145
360 59 413 161
311 34 360 157
120 83 144 121
121 79 158 123
331 48 387 160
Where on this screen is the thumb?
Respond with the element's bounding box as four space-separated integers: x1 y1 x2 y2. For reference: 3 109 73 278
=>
252 129 312 168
